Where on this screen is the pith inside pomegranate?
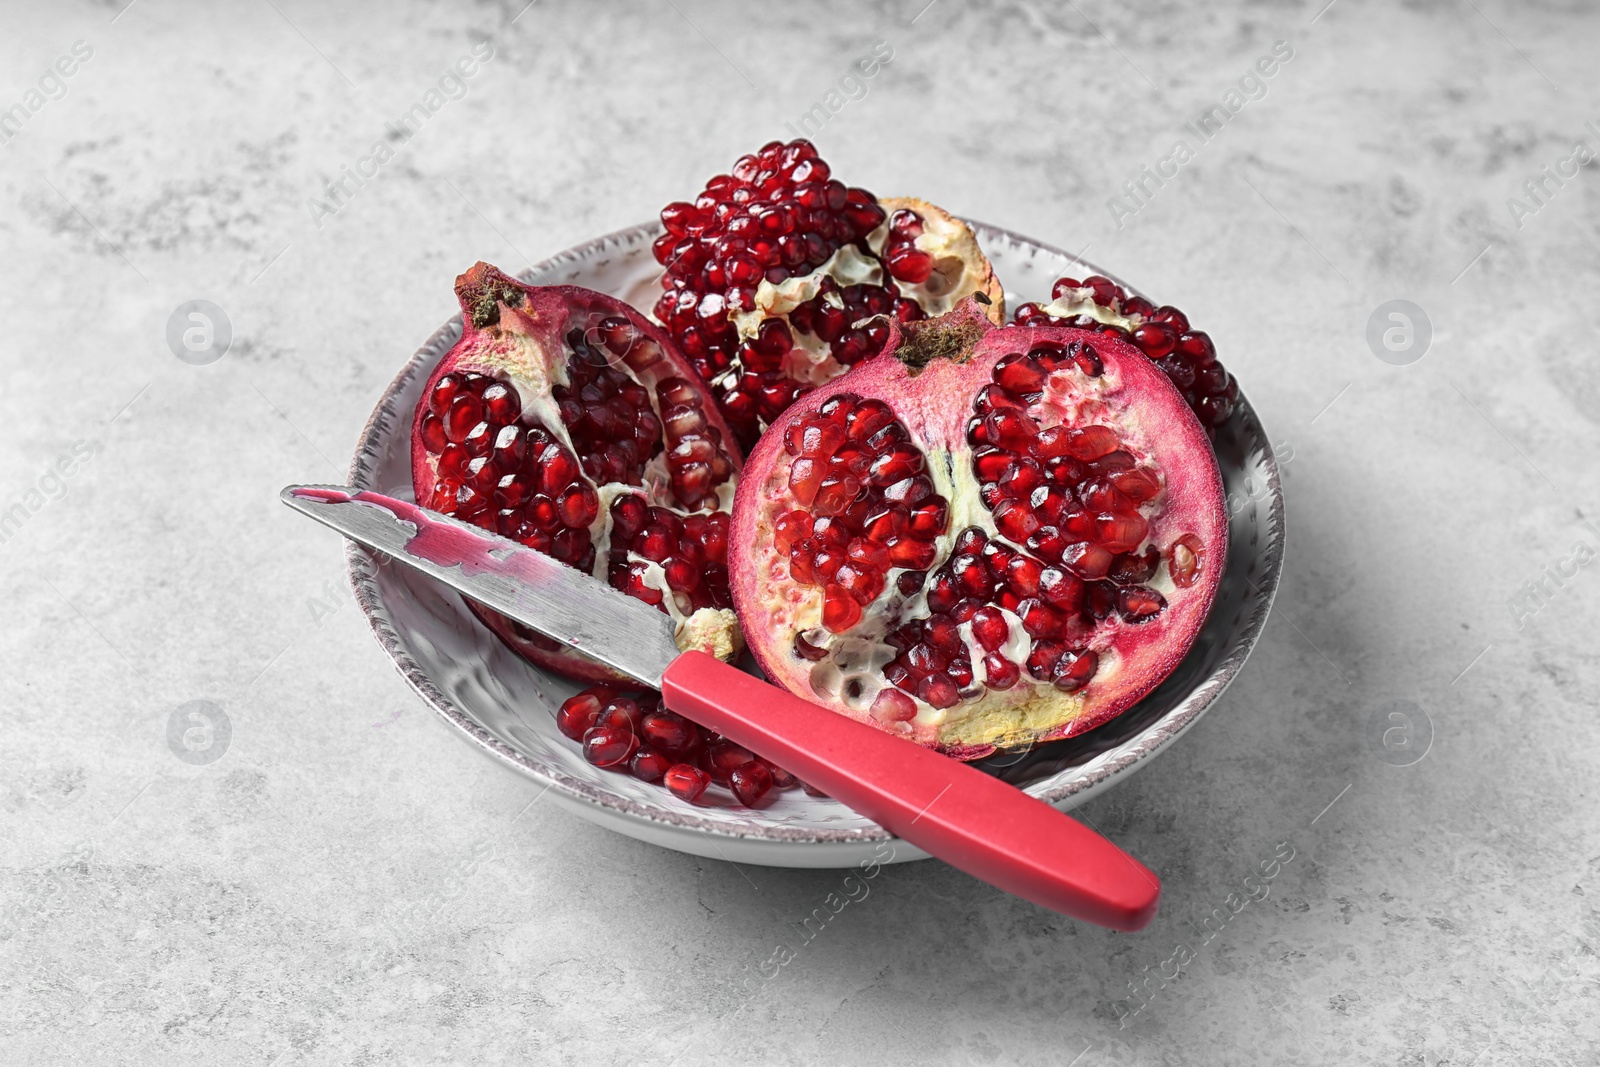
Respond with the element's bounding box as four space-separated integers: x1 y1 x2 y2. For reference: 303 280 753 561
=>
652 138 1004 449
729 297 1226 757
412 263 744 682
1015 274 1237 432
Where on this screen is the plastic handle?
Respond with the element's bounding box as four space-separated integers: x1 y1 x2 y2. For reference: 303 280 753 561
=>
660 652 1160 932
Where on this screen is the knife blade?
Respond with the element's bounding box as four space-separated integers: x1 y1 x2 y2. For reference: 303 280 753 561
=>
281 484 680 686
282 483 1161 931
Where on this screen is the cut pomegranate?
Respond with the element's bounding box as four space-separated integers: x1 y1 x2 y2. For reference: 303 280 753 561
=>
652 139 1005 449
412 263 746 683
1014 274 1238 432
729 297 1226 757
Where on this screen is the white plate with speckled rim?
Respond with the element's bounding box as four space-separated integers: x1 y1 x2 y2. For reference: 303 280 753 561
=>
342 220 1286 868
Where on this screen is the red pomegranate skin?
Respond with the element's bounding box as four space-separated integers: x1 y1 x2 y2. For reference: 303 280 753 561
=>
728 297 1227 757
412 263 744 684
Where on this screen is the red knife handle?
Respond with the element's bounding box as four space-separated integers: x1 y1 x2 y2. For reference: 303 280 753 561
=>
660 652 1160 932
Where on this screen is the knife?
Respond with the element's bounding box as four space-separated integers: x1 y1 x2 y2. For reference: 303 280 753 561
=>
281 484 1160 931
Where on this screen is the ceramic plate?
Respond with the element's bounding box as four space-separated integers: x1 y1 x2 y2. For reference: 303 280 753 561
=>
344 221 1286 868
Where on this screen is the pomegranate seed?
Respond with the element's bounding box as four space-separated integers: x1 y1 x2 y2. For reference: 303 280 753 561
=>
664 763 711 802
1085 276 1118 305
596 697 642 734
1061 542 1114 579
420 413 448 452
428 374 462 418
630 748 672 782
1027 640 1064 680
729 761 775 806
1053 649 1099 692
917 675 960 709
885 247 933 284
1038 567 1084 610
763 760 798 789
1066 425 1119 461
993 499 1042 542
822 585 863 631
1170 534 1205 588
793 632 828 660
556 686 614 740
482 381 520 422
970 606 1010 652
885 537 938 569
870 688 918 723
641 711 699 755
983 653 1020 690
444 394 483 443
705 740 755 783
1132 323 1177 358
1110 467 1162 503
1095 511 1149 554
582 724 637 767
1108 547 1160 585
1117 587 1167 622
908 501 948 538
994 354 1047 393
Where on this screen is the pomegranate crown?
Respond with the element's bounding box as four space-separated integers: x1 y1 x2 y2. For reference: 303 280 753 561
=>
455 261 528 328
892 292 995 376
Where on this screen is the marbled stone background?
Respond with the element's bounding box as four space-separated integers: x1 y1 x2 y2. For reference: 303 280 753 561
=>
3 0 1597 1063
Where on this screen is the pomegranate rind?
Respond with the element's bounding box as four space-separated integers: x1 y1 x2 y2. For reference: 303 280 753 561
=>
411 263 745 684
729 298 1225 756
874 197 1004 325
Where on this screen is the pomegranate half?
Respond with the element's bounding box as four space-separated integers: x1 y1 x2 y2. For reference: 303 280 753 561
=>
652 138 1004 449
412 263 744 683
729 297 1227 757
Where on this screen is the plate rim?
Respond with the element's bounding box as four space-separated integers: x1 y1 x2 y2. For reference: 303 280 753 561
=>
343 217 1287 848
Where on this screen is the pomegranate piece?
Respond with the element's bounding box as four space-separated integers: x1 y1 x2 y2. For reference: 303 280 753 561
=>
411 263 746 684
652 139 1006 449
729 297 1227 758
1014 274 1238 433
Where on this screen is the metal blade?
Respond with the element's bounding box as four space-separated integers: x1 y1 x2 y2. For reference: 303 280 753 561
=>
280 485 679 687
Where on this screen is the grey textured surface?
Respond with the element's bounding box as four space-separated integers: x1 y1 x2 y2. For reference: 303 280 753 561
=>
3 1 1597 1064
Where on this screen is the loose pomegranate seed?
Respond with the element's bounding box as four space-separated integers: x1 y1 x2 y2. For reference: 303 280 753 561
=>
641 710 700 755
705 740 755 783
583 724 638 767
630 748 672 783
556 686 615 741
595 697 642 735
729 760 774 806
664 763 711 802
762 760 798 789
